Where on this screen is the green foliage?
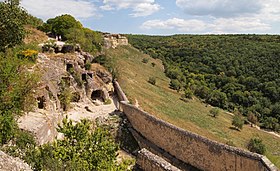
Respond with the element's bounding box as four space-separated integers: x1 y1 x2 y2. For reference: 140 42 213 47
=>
170 79 181 91
17 49 38 62
24 118 131 170
127 34 280 130
0 0 27 51
184 88 193 99
25 14 43 28
142 58 149 64
262 117 280 132
0 51 38 144
210 108 220 117
93 54 119 79
85 62 91 70
104 99 112 105
247 137 266 155
59 81 73 111
148 77 156 85
0 113 17 144
44 14 82 39
232 114 244 130
40 15 102 54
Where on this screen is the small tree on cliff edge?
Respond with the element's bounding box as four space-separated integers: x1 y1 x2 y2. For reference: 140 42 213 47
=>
0 0 27 51
232 114 244 130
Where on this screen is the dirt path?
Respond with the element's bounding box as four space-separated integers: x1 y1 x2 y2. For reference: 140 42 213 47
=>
67 95 118 122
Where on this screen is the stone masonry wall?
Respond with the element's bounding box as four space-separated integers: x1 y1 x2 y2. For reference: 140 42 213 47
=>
138 148 181 171
113 81 278 171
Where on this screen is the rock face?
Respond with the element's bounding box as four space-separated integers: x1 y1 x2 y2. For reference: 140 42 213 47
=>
18 51 114 145
103 33 128 49
0 151 32 171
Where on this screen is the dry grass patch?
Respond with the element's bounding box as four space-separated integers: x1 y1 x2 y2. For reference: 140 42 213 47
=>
107 45 280 168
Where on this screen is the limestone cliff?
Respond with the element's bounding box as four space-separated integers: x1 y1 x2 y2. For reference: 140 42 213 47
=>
17 47 115 145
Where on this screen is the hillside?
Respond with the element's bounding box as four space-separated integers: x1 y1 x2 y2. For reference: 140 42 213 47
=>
106 45 280 167
127 35 280 133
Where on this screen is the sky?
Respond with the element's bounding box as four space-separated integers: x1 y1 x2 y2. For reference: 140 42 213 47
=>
15 0 280 35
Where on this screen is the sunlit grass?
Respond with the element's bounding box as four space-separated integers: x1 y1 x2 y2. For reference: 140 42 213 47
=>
107 45 280 168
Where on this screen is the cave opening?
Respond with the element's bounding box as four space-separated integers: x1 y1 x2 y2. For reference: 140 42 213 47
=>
37 96 46 109
66 63 73 72
91 90 104 101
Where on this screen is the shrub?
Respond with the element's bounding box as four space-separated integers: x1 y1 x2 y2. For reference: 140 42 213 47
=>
210 108 220 117
151 62 156 67
184 88 193 99
170 79 181 91
232 114 244 130
85 62 91 70
148 77 156 85
104 99 112 105
226 140 236 147
17 49 38 62
142 58 149 64
247 137 266 155
247 112 258 125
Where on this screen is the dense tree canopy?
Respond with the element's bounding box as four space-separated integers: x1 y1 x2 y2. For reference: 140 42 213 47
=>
127 34 280 132
39 14 102 54
0 0 27 51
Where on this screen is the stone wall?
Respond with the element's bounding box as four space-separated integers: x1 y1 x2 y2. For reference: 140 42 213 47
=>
120 101 278 171
137 148 181 171
113 81 278 171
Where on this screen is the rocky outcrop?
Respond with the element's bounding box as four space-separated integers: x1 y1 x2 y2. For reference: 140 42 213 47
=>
0 151 32 171
103 33 128 49
18 51 113 145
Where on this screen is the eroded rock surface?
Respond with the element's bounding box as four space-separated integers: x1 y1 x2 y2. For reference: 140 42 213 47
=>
0 151 32 171
18 51 116 145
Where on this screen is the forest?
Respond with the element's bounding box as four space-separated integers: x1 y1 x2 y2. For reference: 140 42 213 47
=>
127 34 280 132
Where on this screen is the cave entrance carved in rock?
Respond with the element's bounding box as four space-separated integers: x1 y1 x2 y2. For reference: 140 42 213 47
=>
91 90 104 102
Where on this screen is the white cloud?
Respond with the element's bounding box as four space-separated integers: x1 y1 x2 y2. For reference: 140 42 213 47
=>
141 17 270 33
176 0 262 17
211 18 270 33
101 0 160 17
21 0 99 20
142 18 208 32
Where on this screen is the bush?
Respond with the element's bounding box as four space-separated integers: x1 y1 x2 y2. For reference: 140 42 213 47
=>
170 79 181 91
142 58 149 64
17 49 38 62
104 99 112 105
232 114 244 130
210 108 220 117
148 77 156 85
184 88 193 99
58 81 73 111
23 118 132 170
247 137 266 154
247 112 258 125
151 62 156 67
85 62 91 70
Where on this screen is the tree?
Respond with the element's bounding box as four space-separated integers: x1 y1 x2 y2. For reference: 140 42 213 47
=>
46 14 83 39
210 108 220 117
24 118 132 170
232 114 244 130
170 79 181 91
0 51 38 144
0 0 27 51
247 137 266 155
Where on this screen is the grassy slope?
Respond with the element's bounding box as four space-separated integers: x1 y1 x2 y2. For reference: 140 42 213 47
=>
106 45 280 167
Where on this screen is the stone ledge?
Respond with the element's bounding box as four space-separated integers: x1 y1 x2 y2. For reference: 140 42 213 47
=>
138 148 181 171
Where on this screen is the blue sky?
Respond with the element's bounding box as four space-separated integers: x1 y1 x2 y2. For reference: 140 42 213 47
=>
17 0 280 35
